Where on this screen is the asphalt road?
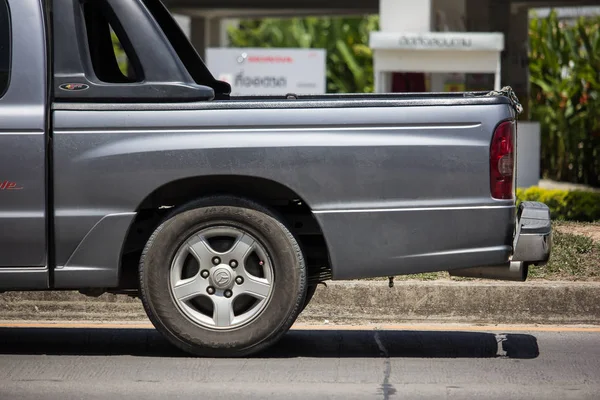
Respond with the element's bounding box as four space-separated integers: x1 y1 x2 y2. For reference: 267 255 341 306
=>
0 322 599 400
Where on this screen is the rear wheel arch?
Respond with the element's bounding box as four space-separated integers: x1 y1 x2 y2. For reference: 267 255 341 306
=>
118 175 333 291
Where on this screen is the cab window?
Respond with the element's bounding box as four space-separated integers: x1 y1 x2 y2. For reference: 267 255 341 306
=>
0 0 11 97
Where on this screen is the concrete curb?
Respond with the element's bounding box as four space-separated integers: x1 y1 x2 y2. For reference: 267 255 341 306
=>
1 280 600 325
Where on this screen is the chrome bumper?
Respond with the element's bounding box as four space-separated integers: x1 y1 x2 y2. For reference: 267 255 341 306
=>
512 201 552 266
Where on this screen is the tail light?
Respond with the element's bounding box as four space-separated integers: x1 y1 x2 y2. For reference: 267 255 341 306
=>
490 120 516 199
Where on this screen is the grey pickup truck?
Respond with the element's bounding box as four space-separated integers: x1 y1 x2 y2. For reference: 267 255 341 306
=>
0 0 552 356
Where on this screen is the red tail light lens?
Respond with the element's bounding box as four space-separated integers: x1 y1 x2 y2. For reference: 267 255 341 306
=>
490 121 516 199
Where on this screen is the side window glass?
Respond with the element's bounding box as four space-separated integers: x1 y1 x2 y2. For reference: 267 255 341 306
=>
111 28 133 79
82 1 141 83
0 0 10 97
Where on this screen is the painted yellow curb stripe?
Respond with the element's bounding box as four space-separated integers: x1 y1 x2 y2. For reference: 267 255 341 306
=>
294 324 600 333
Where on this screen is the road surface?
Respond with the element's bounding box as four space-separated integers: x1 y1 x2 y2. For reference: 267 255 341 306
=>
0 322 598 399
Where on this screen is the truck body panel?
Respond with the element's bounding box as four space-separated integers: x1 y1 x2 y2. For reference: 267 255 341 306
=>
0 0 48 270
52 101 514 286
0 0 547 294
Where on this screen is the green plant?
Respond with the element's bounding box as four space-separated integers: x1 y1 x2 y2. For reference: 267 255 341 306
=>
528 230 600 280
529 10 600 187
227 16 379 93
111 30 129 76
516 186 600 222
564 190 600 222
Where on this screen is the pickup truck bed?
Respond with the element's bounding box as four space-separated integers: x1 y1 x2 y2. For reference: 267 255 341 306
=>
52 94 516 285
0 0 552 357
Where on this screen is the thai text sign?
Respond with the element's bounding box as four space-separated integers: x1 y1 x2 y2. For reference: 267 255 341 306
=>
206 48 327 95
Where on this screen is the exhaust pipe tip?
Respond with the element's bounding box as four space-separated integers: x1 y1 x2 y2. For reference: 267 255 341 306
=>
449 261 528 282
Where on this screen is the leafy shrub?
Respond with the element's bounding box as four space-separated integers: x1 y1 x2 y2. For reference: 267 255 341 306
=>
529 10 600 187
516 187 600 221
227 16 379 94
564 191 600 222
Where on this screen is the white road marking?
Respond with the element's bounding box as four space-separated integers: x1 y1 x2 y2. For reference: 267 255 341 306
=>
496 333 508 357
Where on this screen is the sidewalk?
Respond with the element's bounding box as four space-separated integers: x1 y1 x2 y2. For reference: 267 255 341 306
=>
2 280 599 325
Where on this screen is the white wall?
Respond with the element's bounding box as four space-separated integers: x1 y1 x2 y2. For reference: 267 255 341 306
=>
379 0 470 92
516 122 542 188
173 14 191 38
379 0 432 32
431 0 466 92
432 0 465 31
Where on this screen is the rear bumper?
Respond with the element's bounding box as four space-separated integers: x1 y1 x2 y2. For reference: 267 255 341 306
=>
512 201 552 266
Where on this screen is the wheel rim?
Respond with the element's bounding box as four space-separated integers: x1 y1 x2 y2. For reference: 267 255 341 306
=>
169 226 274 331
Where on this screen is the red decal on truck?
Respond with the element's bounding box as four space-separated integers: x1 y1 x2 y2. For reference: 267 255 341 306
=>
247 56 294 64
59 83 90 91
0 181 23 190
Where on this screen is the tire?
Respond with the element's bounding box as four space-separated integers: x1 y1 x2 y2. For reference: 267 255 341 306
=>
301 284 318 312
139 196 307 357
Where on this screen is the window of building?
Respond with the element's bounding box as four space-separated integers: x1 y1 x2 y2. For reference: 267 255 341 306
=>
0 0 11 98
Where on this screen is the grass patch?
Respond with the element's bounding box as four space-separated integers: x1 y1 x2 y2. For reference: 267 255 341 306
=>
528 230 600 281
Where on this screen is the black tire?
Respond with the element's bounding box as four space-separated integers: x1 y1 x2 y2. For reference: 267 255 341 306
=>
301 284 318 312
139 196 307 357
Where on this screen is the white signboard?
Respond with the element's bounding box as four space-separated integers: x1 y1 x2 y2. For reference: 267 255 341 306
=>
370 32 504 52
206 48 327 95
